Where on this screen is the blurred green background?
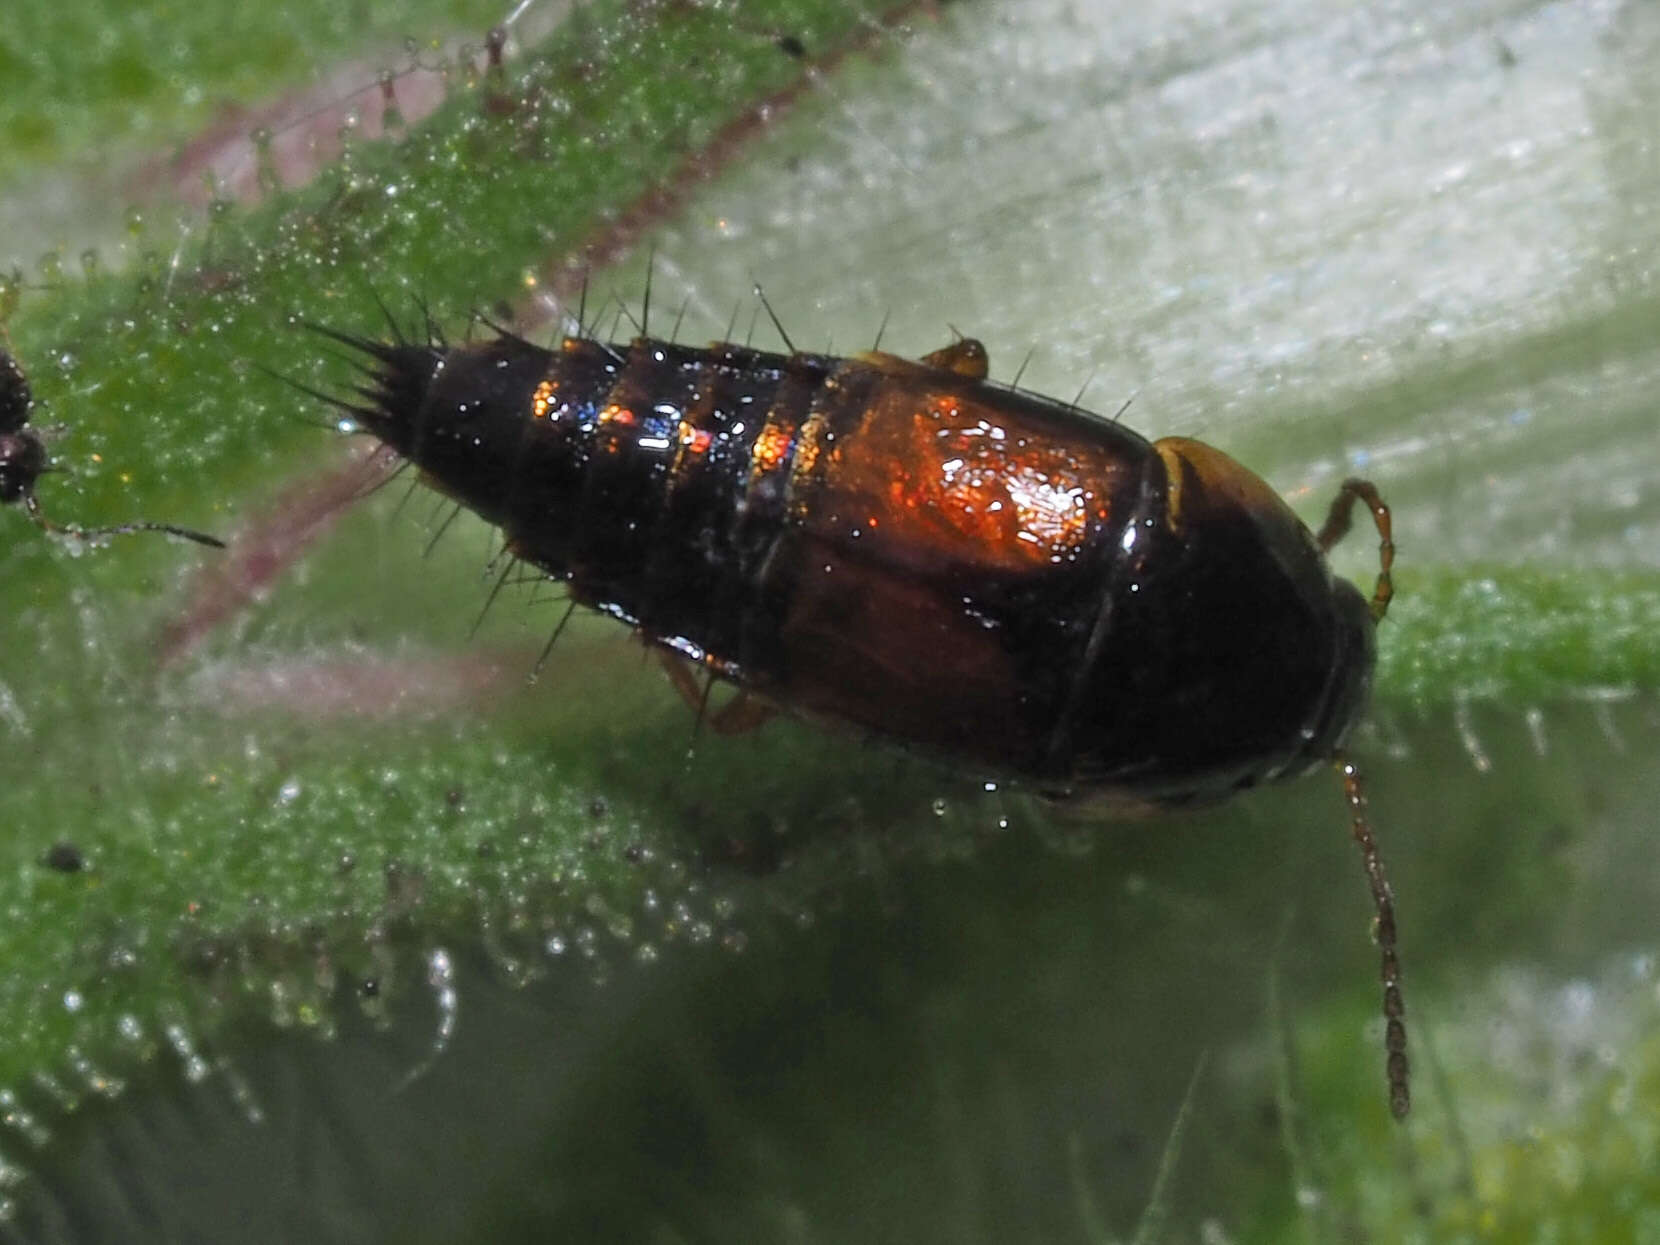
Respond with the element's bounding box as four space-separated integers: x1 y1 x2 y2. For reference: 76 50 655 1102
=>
1 0 1658 1240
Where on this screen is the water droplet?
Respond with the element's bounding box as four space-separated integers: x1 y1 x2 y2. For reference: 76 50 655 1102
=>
0 1091 49 1148
217 1055 265 1125
393 947 460 1089
1525 706 1548 757
251 125 281 196
30 1071 76 1114
458 42 480 89
1452 695 1492 773
66 1046 122 1099
164 1021 210 1083
378 69 406 134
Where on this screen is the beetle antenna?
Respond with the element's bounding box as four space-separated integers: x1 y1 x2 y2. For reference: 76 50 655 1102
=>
1337 754 1409 1119
22 492 225 549
1316 478 1394 622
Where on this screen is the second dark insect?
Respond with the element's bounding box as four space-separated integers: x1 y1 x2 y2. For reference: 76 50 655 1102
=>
0 345 224 550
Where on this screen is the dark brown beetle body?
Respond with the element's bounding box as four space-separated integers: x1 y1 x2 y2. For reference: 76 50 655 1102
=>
0 349 47 507
335 329 1376 805
318 321 1406 1116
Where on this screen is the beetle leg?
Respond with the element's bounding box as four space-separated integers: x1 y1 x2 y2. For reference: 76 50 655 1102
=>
1317 478 1394 622
920 337 989 380
657 650 709 714
707 691 777 736
656 650 776 735
1336 753 1410 1119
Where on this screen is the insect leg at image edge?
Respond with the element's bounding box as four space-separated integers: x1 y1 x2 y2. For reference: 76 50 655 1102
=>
0 320 224 551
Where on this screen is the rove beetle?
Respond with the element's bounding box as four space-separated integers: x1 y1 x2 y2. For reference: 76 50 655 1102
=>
305 311 1408 1117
